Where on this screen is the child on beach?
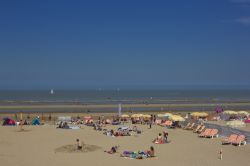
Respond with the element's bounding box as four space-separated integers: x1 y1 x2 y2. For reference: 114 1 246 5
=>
76 139 82 150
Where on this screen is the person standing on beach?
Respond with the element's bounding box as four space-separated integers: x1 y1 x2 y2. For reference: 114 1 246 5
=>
76 139 82 150
149 115 153 129
219 149 223 160
149 121 152 129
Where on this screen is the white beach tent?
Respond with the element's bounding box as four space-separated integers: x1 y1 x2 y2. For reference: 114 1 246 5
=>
58 116 72 122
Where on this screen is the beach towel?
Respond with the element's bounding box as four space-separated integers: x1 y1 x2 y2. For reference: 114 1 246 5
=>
121 151 157 160
69 126 80 130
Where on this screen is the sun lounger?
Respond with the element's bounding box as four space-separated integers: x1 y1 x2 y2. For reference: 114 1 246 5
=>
193 125 201 132
232 135 247 146
199 128 212 137
205 129 218 138
186 123 195 130
155 119 162 125
183 123 191 129
196 126 206 134
160 121 172 127
222 134 238 145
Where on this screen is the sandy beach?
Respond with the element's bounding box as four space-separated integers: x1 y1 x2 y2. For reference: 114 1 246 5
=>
1 118 250 166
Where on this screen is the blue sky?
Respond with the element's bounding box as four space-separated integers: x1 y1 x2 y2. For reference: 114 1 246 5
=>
0 0 250 89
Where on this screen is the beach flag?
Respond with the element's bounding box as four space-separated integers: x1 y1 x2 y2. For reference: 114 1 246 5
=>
215 106 223 114
118 104 122 116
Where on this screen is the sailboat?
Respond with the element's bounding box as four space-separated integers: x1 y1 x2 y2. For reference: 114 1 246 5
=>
50 89 54 95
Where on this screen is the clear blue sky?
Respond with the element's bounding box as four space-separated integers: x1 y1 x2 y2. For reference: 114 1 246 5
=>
0 0 250 89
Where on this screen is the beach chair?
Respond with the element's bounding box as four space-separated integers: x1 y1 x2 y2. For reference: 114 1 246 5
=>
186 123 195 130
222 134 238 145
232 135 247 146
205 129 218 138
196 126 205 134
160 120 172 127
193 125 201 133
197 126 206 134
199 129 212 137
155 119 162 125
183 123 191 129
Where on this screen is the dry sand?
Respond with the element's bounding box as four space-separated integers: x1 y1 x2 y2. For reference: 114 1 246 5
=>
1 123 250 166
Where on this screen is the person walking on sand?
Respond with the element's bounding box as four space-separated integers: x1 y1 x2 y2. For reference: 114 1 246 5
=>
219 149 223 160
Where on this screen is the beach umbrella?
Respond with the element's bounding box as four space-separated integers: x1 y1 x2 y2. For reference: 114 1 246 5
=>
223 110 238 115
169 115 185 122
142 114 151 119
191 112 208 118
84 116 92 120
238 111 249 117
105 119 111 124
226 120 246 128
121 114 130 118
131 114 143 118
157 113 172 119
164 113 173 117
157 114 165 118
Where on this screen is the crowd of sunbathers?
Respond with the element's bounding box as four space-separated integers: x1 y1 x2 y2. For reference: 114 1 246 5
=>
103 126 142 137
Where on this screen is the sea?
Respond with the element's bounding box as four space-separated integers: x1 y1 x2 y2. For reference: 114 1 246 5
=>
0 89 250 113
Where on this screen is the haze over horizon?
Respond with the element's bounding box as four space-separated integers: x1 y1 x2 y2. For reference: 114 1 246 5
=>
1 0 250 90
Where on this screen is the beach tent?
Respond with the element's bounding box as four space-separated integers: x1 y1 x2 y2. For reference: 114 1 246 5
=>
226 120 246 128
58 116 72 122
2 117 16 126
32 118 40 125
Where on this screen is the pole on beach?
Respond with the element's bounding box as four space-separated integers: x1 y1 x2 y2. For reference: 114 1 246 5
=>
118 104 122 117
20 112 23 131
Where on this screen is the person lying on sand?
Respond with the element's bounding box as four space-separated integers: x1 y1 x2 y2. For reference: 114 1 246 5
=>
120 146 155 159
104 146 119 154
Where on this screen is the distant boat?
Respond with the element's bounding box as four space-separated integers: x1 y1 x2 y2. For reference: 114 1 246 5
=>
50 89 54 95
